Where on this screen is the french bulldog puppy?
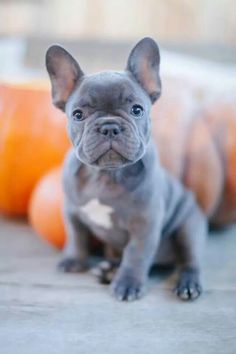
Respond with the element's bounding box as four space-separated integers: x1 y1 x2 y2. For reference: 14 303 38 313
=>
46 37 207 301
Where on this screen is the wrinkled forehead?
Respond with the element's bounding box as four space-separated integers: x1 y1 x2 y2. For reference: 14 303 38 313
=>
68 71 150 110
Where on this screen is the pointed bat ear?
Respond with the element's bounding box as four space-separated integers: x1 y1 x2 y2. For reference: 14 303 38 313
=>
46 45 84 111
126 37 161 104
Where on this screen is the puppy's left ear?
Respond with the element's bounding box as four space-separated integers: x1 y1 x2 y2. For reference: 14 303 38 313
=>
46 45 84 111
126 37 161 103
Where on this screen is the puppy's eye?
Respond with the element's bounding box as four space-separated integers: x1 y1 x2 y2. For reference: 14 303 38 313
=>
131 104 144 118
72 109 84 121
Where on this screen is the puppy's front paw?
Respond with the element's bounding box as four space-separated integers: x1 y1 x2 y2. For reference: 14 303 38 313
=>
110 275 146 301
58 257 88 273
175 268 202 301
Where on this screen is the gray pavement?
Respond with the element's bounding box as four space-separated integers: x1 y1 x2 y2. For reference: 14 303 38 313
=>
0 217 236 354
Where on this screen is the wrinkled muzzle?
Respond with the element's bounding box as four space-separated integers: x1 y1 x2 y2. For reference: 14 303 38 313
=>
77 117 145 168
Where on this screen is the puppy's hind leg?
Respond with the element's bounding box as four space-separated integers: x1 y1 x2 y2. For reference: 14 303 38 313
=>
173 207 207 301
92 245 121 284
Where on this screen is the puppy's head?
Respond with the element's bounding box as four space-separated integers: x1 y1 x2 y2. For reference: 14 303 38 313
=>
46 37 161 169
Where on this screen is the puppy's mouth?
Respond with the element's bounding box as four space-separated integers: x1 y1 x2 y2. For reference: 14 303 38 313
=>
77 123 144 169
95 148 131 169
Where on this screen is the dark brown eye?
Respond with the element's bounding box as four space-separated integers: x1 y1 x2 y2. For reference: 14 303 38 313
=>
131 104 144 117
72 109 84 121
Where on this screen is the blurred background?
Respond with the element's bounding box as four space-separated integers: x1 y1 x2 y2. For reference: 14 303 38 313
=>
0 0 235 80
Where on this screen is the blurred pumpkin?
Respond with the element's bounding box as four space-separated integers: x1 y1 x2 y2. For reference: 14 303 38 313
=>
29 166 66 248
153 79 236 224
0 81 70 216
152 78 224 218
203 97 236 226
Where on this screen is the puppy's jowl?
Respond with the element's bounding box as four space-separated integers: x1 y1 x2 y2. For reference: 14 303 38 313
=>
46 37 207 301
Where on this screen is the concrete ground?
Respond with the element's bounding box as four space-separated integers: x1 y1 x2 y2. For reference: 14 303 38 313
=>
0 217 236 354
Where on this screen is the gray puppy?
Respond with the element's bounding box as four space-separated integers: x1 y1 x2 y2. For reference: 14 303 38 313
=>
46 37 207 301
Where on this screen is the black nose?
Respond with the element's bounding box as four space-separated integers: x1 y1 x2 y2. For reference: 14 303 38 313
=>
99 123 121 138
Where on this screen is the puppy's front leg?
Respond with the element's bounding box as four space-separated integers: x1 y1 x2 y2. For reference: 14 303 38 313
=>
58 204 90 273
174 207 207 301
111 210 164 301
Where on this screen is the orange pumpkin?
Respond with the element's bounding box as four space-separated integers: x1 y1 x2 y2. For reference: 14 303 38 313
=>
203 97 236 225
152 79 224 217
29 167 66 248
0 82 70 216
153 79 236 224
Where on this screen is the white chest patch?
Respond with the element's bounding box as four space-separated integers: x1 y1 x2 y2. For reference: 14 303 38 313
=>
79 198 114 229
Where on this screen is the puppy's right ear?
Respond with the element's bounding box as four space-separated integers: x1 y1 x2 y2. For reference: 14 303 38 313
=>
46 45 84 111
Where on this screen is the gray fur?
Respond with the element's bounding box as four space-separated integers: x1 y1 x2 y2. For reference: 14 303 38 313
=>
46 37 207 301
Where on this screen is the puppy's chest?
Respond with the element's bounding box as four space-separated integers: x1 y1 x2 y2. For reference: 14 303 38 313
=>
77 197 128 247
75 175 127 235
78 198 114 230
